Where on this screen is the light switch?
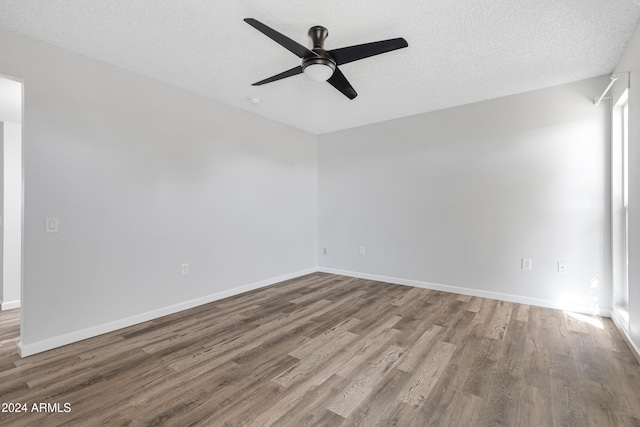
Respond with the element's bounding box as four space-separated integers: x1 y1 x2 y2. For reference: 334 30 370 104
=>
45 217 59 233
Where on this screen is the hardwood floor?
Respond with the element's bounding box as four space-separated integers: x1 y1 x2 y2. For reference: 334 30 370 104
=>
1 272 639 426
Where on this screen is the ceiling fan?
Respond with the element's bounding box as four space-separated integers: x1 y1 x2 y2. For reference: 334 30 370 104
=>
244 18 408 100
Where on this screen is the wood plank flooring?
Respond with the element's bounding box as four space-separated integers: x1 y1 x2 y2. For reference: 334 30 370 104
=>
0 272 639 426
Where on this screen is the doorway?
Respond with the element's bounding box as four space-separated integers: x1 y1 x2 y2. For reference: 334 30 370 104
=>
0 74 23 316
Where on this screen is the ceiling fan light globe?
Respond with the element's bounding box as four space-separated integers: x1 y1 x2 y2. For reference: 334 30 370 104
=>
303 62 335 82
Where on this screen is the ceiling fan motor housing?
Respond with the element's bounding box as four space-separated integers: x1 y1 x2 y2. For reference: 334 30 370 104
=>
302 26 336 78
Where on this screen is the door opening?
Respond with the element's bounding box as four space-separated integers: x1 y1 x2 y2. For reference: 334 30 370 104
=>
0 74 23 321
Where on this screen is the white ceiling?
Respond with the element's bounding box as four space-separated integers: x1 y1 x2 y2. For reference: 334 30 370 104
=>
0 0 638 134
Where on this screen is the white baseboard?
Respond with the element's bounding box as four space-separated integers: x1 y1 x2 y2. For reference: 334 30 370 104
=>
611 308 630 333
18 268 317 357
0 299 20 310
318 267 612 317
18 266 616 357
611 309 640 365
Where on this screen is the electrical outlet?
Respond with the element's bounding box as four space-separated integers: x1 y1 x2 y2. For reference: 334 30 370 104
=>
360 246 366 255
521 258 532 271
558 262 568 273
181 263 189 275
45 217 59 233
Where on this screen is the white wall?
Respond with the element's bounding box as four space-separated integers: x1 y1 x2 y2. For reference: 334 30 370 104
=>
0 29 318 355
613 20 640 355
319 77 611 314
0 76 22 123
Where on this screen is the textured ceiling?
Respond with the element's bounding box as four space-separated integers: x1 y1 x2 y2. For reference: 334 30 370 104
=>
0 0 638 134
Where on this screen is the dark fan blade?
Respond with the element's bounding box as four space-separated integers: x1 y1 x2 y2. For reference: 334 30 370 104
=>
251 65 303 86
327 67 357 99
244 18 316 59
327 38 408 66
